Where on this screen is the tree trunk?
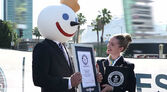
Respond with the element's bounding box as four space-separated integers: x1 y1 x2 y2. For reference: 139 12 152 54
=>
100 25 104 56
101 25 104 43
97 30 100 57
73 35 76 43
76 26 80 43
37 36 40 43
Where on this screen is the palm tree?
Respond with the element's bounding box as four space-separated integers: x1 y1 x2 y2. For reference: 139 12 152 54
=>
75 13 87 43
91 17 102 56
97 8 112 43
0 20 17 48
32 27 41 42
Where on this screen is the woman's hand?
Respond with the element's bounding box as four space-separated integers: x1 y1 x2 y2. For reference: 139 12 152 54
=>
101 84 113 92
96 72 103 83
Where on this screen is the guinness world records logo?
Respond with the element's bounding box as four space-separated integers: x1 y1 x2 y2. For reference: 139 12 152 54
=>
108 71 124 87
82 54 88 65
0 67 7 92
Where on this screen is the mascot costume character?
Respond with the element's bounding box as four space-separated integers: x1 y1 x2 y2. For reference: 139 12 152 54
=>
32 0 82 92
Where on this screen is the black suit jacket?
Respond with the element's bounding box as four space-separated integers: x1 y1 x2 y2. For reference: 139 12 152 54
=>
32 39 75 92
97 56 136 92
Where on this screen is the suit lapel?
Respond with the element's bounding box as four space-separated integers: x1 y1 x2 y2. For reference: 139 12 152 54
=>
45 39 64 56
45 39 72 72
104 59 109 67
114 56 124 67
63 44 75 73
104 56 124 67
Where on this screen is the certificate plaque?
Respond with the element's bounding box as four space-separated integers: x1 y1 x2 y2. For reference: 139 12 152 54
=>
103 66 130 88
71 44 100 92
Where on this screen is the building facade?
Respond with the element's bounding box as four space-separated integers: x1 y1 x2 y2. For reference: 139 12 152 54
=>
4 0 32 39
123 0 154 38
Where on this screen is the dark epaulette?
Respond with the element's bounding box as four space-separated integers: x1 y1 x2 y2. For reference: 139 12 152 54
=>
97 59 106 63
123 60 135 70
97 59 108 76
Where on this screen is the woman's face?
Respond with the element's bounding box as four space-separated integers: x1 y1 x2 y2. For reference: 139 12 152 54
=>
106 37 123 55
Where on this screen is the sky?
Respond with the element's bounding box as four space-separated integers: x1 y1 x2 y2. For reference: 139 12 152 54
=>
0 0 123 27
0 0 167 27
151 0 167 24
32 0 123 28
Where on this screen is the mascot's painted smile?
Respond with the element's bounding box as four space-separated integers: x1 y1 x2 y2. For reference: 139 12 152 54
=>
56 22 75 37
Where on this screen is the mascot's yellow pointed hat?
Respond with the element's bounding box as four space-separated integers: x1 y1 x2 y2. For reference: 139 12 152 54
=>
60 0 80 12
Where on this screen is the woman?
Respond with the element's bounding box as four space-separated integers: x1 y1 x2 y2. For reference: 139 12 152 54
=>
97 33 136 92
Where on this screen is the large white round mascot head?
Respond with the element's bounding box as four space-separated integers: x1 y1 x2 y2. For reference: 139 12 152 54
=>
37 0 80 42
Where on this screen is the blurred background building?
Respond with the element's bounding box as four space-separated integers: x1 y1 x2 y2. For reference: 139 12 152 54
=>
3 0 33 39
81 0 167 58
123 0 167 39
81 0 167 43
123 0 154 38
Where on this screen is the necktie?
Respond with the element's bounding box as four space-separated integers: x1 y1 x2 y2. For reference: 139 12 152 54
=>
58 43 64 52
58 43 72 69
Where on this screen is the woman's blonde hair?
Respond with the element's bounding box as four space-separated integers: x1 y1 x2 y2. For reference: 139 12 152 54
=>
113 33 132 52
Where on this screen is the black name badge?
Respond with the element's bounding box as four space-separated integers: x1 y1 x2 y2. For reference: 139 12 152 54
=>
103 66 130 88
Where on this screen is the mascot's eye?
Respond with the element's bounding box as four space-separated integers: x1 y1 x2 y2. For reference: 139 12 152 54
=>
75 18 78 22
62 13 69 20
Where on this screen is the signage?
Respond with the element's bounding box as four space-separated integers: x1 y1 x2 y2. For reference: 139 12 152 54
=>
0 49 167 92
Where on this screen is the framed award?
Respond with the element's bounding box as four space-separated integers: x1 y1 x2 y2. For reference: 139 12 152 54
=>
103 66 130 88
71 44 100 92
